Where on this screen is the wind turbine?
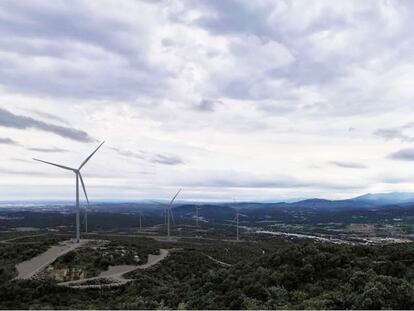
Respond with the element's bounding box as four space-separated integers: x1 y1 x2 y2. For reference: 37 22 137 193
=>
166 189 181 239
138 208 142 232
195 206 199 226
228 205 249 241
164 205 167 226
235 208 239 241
151 200 169 228
152 189 181 239
33 141 104 243
230 199 240 241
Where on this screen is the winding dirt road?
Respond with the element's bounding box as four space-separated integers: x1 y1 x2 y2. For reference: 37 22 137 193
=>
58 249 170 288
0 234 47 244
202 254 232 267
15 239 90 280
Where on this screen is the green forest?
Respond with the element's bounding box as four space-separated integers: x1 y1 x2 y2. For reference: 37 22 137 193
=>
2 234 414 309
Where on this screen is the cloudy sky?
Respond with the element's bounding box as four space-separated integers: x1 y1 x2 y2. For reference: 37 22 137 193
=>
1 0 414 202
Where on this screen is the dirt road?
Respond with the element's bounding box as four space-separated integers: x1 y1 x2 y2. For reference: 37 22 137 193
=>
15 239 89 280
58 249 170 288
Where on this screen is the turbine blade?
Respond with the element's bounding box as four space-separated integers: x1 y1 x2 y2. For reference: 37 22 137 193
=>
33 158 75 171
169 188 182 206
166 189 181 226
79 141 105 170
79 173 89 205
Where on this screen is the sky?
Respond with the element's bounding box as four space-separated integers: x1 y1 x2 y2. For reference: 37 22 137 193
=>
1 0 414 202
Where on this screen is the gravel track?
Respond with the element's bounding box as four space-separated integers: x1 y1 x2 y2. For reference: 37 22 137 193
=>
58 249 170 289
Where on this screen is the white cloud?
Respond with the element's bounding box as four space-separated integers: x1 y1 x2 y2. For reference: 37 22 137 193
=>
0 0 413 201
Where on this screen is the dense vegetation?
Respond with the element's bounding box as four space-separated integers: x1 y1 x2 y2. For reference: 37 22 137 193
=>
185 243 414 309
2 232 414 309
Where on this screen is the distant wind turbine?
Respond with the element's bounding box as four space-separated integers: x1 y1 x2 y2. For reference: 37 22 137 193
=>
231 199 240 241
165 189 181 239
138 208 142 232
153 189 182 239
195 206 200 226
33 141 104 243
230 206 249 241
164 205 168 225
235 208 239 241
151 200 169 228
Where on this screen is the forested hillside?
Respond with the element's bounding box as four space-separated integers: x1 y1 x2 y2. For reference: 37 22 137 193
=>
2 237 414 309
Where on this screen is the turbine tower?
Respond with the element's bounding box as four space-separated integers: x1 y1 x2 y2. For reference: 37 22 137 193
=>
232 199 239 241
33 141 104 243
151 200 169 229
152 188 181 239
236 208 239 241
138 208 142 232
167 189 181 239
195 206 200 226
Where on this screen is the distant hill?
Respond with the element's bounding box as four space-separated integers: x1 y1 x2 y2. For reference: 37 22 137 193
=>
172 204 236 220
289 198 371 210
352 192 414 205
172 193 414 220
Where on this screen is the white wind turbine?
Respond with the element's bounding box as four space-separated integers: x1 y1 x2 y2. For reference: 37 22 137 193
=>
138 208 143 232
195 206 200 226
33 141 104 243
167 189 181 239
235 207 240 241
230 205 248 241
153 189 182 239
231 199 240 241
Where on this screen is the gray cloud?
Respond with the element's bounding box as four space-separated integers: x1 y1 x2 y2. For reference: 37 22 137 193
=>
1 1 413 200
173 1 337 87
10 158 33 164
330 161 367 169
374 124 414 143
388 148 414 161
0 0 410 115
27 147 68 153
110 147 146 160
168 0 414 117
0 137 19 145
176 170 363 190
111 147 183 166
0 108 93 142
187 177 309 189
0 167 49 176
151 154 183 165
28 109 70 125
196 99 223 112
185 177 362 190
0 0 169 100
380 175 410 184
